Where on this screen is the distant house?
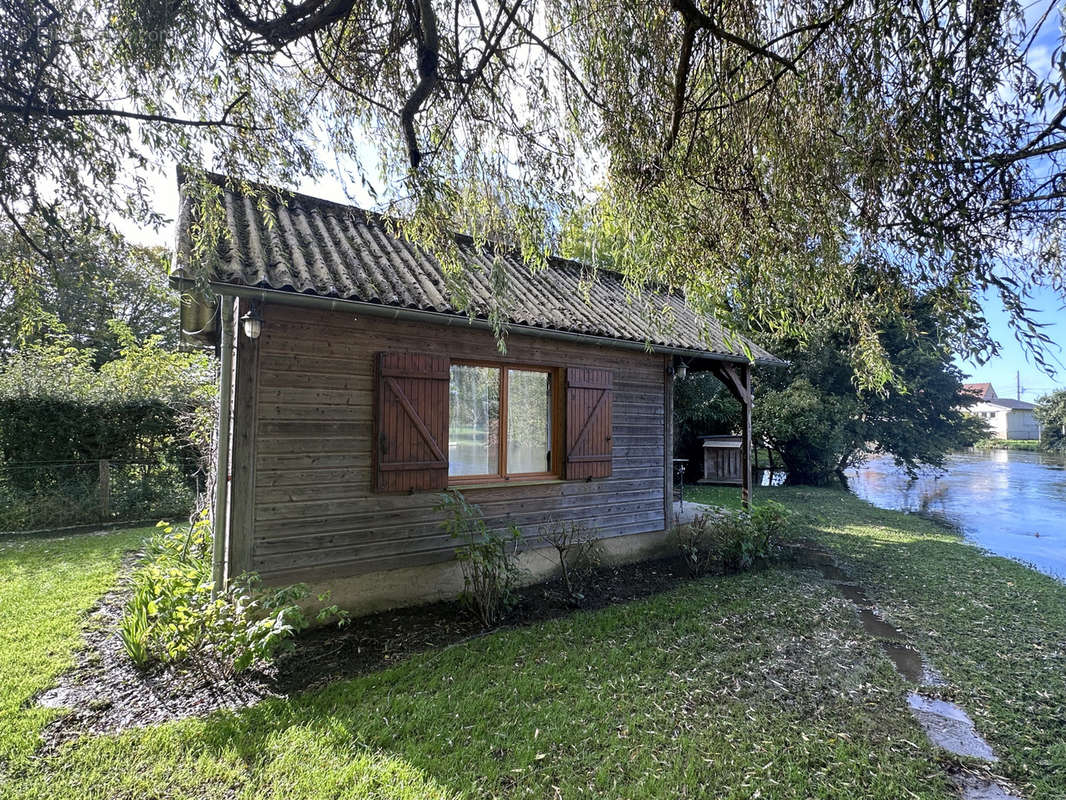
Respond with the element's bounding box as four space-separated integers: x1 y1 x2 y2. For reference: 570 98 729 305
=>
963 383 1041 440
170 173 784 615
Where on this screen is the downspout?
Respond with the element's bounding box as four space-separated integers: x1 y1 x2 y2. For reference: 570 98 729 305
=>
212 298 235 592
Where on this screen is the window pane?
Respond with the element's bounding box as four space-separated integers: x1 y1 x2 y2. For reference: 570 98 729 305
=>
507 369 551 474
449 365 500 476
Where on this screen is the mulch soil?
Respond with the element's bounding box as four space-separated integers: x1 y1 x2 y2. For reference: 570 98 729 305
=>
36 554 700 749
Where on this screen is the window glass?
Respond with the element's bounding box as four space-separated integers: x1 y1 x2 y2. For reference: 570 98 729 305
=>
449 365 500 476
507 369 551 474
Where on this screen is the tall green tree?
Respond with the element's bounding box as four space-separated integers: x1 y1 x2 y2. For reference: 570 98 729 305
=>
0 221 178 361
750 297 986 485
1035 389 1066 452
1 1 1063 382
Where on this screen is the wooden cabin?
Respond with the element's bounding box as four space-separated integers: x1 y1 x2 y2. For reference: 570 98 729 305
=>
171 173 783 615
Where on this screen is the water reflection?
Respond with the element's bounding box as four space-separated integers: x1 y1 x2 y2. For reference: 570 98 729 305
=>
847 450 1066 581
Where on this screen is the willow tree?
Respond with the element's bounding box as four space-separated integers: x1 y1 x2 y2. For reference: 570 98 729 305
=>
2 0 1063 383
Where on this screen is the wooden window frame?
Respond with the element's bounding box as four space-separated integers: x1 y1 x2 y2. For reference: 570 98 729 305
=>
448 359 564 486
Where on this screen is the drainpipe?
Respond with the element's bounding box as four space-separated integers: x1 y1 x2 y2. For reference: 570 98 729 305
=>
212 298 235 592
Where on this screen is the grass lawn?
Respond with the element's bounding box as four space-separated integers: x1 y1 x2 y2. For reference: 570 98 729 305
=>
689 484 1066 799
972 439 1044 451
0 528 149 771
3 489 1065 799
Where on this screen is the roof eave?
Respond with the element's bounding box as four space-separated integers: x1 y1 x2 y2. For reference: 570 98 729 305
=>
169 275 786 367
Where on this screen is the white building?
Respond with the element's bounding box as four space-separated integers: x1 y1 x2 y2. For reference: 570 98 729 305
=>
964 383 1041 440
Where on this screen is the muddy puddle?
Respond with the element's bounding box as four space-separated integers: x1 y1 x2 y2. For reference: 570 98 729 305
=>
817 563 850 581
858 609 906 641
879 642 924 683
907 694 998 761
830 582 869 605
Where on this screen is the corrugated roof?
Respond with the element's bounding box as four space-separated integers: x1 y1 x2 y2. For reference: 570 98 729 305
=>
171 173 783 365
985 398 1035 410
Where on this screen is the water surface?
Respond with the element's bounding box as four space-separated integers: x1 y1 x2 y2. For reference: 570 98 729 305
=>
847 450 1066 580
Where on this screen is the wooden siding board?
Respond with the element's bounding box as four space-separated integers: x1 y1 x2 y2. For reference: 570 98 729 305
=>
249 305 666 582
253 509 667 575
663 355 673 529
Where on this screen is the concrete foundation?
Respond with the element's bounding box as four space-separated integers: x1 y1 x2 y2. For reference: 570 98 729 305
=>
305 527 678 618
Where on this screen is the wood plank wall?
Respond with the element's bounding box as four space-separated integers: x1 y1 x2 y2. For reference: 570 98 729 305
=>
238 303 667 584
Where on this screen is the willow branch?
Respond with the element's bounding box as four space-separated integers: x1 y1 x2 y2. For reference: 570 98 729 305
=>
401 0 440 169
670 0 797 73
664 20 697 155
0 91 255 130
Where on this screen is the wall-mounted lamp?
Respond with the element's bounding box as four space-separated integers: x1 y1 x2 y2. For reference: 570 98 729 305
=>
241 302 262 340
675 360 688 380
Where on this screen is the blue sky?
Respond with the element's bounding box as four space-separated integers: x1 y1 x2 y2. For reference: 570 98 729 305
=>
957 286 1066 401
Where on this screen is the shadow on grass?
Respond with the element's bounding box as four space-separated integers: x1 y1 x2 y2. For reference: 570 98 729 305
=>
18 563 950 800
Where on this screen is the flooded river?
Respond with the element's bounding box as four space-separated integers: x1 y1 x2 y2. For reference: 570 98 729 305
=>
846 449 1066 580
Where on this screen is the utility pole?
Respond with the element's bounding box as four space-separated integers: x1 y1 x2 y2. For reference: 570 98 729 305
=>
1017 370 1021 400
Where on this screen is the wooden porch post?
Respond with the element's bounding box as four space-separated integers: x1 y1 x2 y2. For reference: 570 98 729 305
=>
707 360 754 511
740 362 752 510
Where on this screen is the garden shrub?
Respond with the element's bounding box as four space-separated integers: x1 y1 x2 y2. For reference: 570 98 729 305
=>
675 501 792 575
121 514 348 675
709 511 765 572
540 518 599 600
0 323 213 530
712 501 791 572
674 511 716 577
437 491 523 627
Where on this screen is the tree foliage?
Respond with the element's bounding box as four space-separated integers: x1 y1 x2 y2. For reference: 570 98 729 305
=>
0 221 179 360
0 321 215 478
0 322 215 529
752 298 988 484
1 0 1064 382
0 322 212 406
1035 389 1066 452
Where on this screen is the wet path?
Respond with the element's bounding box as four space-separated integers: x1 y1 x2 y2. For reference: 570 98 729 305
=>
786 542 1024 800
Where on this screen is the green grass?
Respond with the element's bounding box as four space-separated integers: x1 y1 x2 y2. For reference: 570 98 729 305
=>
682 483 747 509
973 438 1043 451
0 528 149 770
785 486 1066 800
3 490 1066 799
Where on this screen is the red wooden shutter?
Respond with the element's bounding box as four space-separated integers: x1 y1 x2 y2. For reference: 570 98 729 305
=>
565 367 613 480
374 352 450 492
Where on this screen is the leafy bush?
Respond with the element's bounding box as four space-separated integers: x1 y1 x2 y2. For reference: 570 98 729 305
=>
974 438 1041 451
714 501 790 571
540 518 599 600
675 501 791 575
121 514 348 675
437 491 523 627
0 323 213 530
